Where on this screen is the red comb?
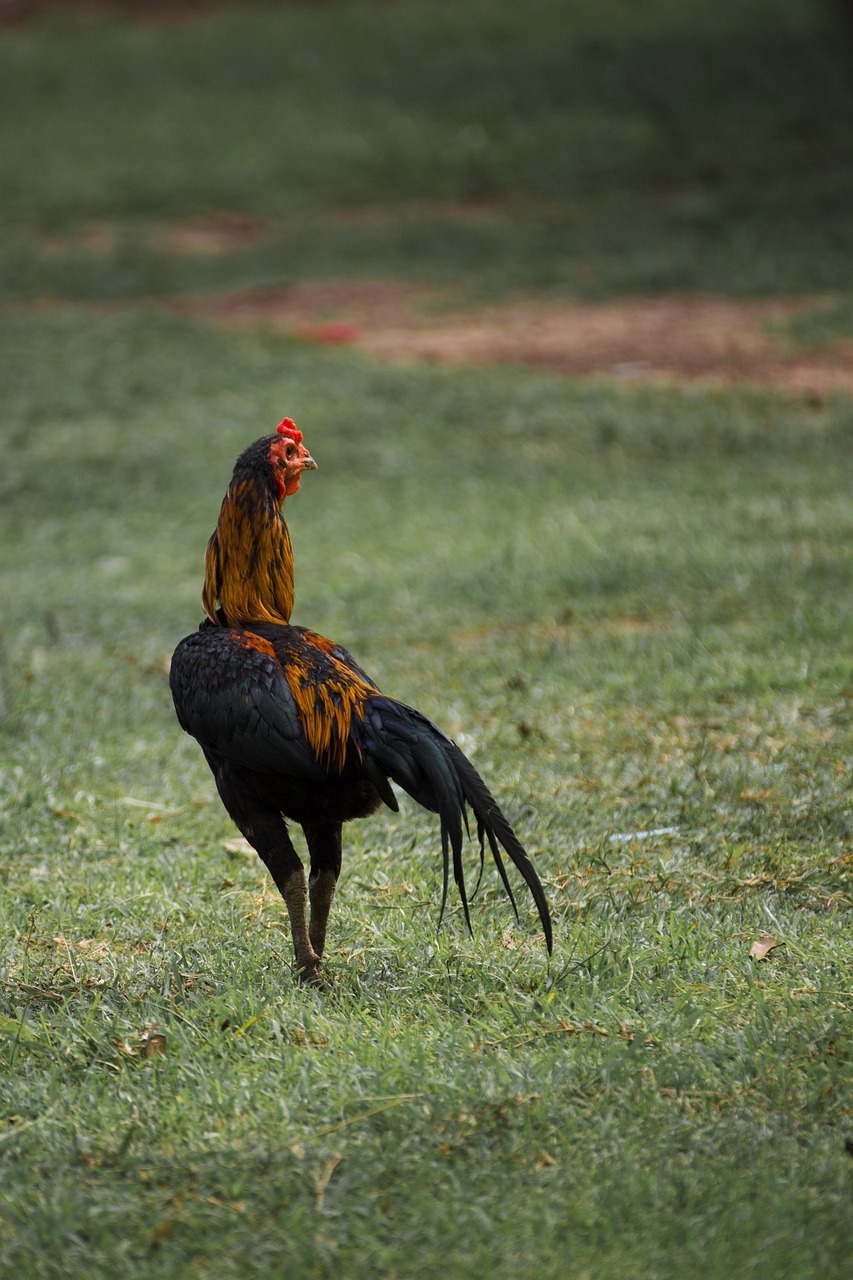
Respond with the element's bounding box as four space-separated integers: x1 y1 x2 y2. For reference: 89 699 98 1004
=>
276 417 303 443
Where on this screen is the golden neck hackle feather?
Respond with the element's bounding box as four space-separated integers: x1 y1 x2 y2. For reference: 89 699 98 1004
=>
202 476 296 627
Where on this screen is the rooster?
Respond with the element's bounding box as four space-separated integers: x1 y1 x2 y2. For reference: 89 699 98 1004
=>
170 419 552 982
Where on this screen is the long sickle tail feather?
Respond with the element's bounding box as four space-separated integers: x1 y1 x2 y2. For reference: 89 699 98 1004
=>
445 739 553 953
360 698 553 951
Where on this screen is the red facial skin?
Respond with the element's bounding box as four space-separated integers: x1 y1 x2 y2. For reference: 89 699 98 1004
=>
268 431 317 502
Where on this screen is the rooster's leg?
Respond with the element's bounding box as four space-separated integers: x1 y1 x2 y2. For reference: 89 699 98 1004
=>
304 823 342 961
209 766 321 981
277 867 322 982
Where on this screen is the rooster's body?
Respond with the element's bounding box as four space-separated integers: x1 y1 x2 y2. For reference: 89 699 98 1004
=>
170 422 552 981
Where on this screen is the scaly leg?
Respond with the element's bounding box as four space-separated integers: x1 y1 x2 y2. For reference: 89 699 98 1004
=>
304 823 343 962
278 866 322 983
209 763 321 982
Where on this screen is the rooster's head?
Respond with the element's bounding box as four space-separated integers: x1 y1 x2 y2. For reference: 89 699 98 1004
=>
230 417 317 506
269 418 317 500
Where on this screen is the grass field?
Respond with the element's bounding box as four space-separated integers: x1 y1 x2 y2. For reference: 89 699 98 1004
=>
3 0 853 306
1 2 852 1277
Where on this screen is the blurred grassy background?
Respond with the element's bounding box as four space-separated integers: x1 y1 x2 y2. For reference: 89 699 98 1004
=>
1 3 852 1277
2 0 853 304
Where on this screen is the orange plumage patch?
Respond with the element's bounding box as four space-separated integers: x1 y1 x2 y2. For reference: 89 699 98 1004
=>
302 631 339 656
280 629 376 774
232 630 277 659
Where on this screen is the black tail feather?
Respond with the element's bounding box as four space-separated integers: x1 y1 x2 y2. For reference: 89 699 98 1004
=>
448 739 553 953
470 819 488 902
439 825 450 933
415 733 472 936
450 818 472 938
480 817 520 921
360 697 553 952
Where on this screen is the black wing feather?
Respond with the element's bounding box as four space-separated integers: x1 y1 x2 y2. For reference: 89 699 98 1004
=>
170 627 326 780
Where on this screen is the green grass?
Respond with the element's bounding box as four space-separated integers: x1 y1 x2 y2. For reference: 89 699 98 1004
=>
1 309 851 1277
1 1 853 1274
2 0 853 302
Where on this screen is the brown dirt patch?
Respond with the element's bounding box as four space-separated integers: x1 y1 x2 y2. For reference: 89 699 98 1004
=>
179 281 428 329
39 214 271 258
157 214 271 257
179 282 853 395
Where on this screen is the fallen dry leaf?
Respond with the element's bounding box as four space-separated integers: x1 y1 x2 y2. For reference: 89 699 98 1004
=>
144 1033 167 1059
223 837 255 856
749 934 779 961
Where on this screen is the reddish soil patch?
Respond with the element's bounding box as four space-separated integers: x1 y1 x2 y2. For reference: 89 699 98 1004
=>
180 281 427 329
180 282 853 396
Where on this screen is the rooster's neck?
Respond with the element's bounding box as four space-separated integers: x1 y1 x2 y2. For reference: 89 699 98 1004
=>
201 476 295 627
